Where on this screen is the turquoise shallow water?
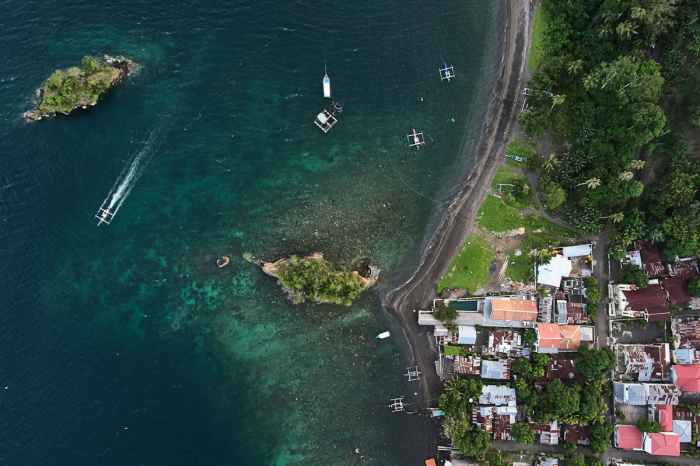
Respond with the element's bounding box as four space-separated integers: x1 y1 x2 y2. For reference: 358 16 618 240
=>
0 0 500 464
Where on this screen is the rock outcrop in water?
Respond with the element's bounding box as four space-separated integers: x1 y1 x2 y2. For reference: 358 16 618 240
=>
260 253 380 305
23 55 133 121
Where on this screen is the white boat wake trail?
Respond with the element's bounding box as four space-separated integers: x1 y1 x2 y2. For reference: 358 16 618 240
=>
97 121 166 223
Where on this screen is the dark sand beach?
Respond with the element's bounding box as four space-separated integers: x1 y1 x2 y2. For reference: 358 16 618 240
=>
379 0 534 462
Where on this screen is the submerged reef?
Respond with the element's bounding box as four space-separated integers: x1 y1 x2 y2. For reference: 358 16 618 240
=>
24 55 132 120
261 253 379 305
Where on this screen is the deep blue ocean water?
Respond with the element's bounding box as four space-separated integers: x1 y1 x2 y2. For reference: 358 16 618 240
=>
0 0 500 464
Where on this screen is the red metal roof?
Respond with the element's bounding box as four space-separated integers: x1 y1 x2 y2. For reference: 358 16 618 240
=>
656 404 673 432
663 275 692 305
673 365 700 392
647 433 681 456
622 284 667 311
617 425 643 449
640 247 664 278
537 324 561 349
646 307 671 322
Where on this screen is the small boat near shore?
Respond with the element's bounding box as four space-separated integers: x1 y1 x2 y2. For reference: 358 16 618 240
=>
376 331 391 339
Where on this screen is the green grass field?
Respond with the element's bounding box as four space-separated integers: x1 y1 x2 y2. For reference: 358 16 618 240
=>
438 234 494 293
491 166 535 210
477 195 524 232
477 195 578 237
529 6 547 71
506 139 537 160
524 215 578 238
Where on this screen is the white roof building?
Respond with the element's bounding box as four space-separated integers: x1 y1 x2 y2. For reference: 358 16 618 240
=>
562 244 592 258
538 255 573 287
673 420 693 443
479 385 517 406
458 326 477 345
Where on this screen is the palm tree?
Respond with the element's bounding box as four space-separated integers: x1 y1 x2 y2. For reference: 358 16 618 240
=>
601 212 624 223
619 171 634 181
648 228 665 244
599 25 613 39
544 153 559 172
630 160 645 170
583 73 599 90
630 7 646 19
610 212 624 223
550 94 566 112
617 21 638 40
602 11 616 24
578 178 601 189
567 59 583 75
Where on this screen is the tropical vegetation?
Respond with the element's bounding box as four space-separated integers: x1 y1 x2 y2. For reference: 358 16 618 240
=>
275 255 365 305
39 56 118 114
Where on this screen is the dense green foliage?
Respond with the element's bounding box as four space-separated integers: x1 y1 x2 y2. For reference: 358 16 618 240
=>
575 343 616 378
636 419 662 433
546 378 580 417
512 422 535 445
490 452 505 466
438 234 494 293
586 285 603 302
619 264 649 288
568 452 585 466
542 182 567 209
689 277 700 297
40 56 115 114
512 354 548 378
524 328 538 344
434 302 459 323
589 421 614 453
439 378 490 457
276 255 364 305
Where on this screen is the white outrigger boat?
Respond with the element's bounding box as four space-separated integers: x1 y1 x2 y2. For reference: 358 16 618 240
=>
407 129 425 149
95 204 115 226
439 63 455 82
376 331 391 339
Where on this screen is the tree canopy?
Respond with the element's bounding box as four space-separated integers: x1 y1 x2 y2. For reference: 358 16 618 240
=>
575 343 616 378
512 422 535 445
619 264 649 289
434 302 459 323
589 421 614 453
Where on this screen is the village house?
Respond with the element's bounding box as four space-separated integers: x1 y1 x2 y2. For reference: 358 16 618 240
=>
479 385 516 406
535 359 583 391
470 405 515 441
419 296 538 328
614 343 671 382
564 424 589 446
613 382 681 405
672 318 700 364
481 359 512 380
671 364 700 392
482 330 529 358
534 323 594 353
453 355 481 375
614 423 680 456
610 283 671 322
652 404 697 444
528 419 559 445
537 244 593 288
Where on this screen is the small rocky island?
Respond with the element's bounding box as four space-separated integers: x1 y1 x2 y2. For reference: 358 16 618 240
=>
24 55 133 121
261 253 380 306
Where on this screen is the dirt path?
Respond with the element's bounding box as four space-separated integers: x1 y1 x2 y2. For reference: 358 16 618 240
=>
377 1 533 463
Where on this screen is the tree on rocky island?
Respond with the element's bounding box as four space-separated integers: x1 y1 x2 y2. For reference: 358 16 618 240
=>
276 255 365 305
619 264 649 289
512 422 535 445
434 302 458 323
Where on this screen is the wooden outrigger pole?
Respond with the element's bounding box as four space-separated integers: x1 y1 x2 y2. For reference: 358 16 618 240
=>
407 129 425 149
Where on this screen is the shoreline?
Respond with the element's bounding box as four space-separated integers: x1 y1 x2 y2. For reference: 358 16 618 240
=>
378 0 533 462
